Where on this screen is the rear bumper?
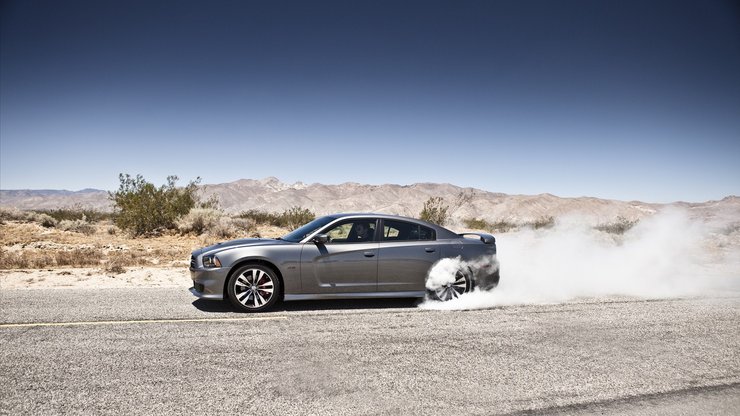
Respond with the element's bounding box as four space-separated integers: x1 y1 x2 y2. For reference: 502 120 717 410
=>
189 267 229 300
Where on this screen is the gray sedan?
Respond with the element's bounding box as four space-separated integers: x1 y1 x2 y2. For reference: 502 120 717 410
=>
189 213 499 312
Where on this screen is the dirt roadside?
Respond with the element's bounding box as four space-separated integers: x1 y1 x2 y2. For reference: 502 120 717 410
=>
0 267 191 290
0 220 288 290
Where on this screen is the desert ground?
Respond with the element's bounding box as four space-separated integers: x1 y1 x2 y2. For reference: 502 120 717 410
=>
0 219 288 290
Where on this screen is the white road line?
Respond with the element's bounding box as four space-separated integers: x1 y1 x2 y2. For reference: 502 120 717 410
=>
0 316 288 328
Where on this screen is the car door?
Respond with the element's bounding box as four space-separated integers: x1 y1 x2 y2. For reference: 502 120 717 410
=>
300 218 379 293
377 219 441 292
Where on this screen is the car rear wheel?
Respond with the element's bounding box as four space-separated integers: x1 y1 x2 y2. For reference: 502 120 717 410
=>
227 264 281 312
427 268 473 301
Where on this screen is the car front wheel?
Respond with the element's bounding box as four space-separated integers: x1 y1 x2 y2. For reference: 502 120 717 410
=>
227 264 281 312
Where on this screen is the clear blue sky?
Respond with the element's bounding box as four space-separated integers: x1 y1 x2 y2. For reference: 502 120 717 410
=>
1 0 738 202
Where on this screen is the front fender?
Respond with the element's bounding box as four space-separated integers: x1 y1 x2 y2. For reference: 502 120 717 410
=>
217 244 303 295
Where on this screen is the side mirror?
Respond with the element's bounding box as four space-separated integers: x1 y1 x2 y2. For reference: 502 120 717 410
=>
312 234 329 244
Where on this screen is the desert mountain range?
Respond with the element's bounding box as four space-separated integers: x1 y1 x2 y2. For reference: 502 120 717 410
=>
1 177 738 226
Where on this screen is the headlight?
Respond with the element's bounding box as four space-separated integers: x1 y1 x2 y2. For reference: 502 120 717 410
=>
202 254 222 268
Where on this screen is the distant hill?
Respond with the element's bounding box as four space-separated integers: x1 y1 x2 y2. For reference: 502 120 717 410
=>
0 188 111 211
2 177 738 226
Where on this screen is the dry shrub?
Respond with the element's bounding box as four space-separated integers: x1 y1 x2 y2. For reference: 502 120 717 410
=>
34 207 112 223
35 213 59 228
58 218 96 235
489 220 518 233
178 208 256 239
108 250 151 267
198 234 222 247
0 248 58 269
208 220 236 239
215 217 256 239
0 207 29 222
151 247 190 261
0 248 30 269
1 248 131 269
462 218 519 233
517 216 556 230
55 248 101 267
176 208 222 235
723 222 740 235
105 260 126 274
595 216 639 235
233 217 257 234
237 207 314 230
0 207 58 228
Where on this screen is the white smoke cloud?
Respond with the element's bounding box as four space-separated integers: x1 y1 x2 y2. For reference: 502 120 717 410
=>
421 209 740 310
425 257 464 290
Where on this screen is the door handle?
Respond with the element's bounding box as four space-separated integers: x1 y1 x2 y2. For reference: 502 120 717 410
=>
425 248 436 253
363 251 376 257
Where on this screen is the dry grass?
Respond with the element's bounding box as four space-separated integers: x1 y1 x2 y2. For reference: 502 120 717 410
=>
0 247 145 269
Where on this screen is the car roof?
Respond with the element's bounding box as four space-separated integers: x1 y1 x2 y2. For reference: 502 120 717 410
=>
324 213 459 239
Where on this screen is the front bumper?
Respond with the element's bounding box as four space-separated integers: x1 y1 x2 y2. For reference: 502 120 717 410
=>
189 267 229 300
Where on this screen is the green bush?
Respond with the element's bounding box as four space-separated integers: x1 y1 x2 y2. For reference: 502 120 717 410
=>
463 218 490 230
463 217 518 233
237 207 315 230
109 174 201 236
419 196 450 226
37 214 59 228
525 216 555 230
275 206 315 230
489 220 518 233
238 209 279 225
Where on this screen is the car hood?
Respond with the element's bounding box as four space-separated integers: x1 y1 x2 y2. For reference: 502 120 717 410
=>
194 238 292 256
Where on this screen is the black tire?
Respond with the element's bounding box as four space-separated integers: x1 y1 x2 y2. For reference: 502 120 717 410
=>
227 264 281 313
491 268 500 287
426 267 473 301
478 268 500 291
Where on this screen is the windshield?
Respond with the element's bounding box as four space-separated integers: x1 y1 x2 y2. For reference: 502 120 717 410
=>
280 215 337 242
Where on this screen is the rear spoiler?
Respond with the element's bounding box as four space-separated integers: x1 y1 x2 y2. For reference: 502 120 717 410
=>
458 232 496 244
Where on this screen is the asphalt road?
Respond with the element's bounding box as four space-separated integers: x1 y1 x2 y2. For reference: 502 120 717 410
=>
1 287 739 415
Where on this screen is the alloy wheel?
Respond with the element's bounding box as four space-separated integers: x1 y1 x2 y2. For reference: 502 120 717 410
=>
233 268 275 309
433 270 469 301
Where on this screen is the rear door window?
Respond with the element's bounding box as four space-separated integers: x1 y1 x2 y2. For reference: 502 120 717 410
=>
382 220 435 241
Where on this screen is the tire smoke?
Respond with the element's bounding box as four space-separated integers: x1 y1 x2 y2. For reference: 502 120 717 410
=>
421 209 740 310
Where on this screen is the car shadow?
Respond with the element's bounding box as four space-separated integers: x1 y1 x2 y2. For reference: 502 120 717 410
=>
191 299 238 313
191 297 421 314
